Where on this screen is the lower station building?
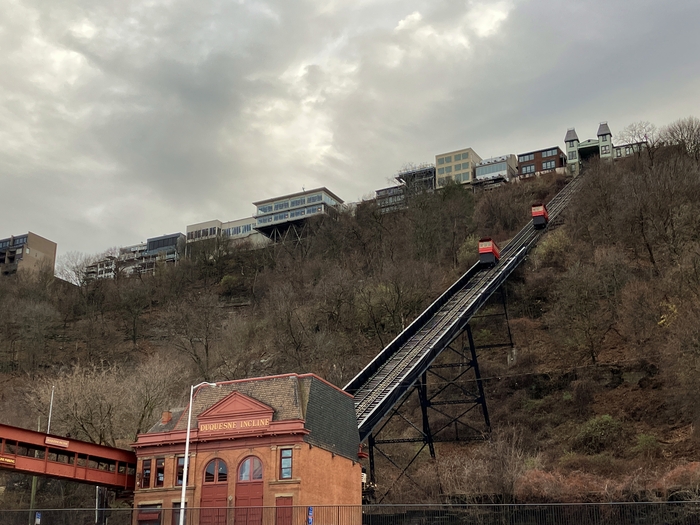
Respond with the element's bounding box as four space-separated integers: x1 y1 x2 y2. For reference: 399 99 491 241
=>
132 374 361 525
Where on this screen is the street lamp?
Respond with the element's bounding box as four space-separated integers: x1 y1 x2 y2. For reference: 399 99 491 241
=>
179 381 218 525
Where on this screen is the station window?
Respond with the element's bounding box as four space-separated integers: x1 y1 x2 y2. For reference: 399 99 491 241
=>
238 456 263 481
155 458 165 487
280 449 293 479
172 504 186 525
175 456 189 486
138 504 162 525
142 459 151 488
204 459 228 483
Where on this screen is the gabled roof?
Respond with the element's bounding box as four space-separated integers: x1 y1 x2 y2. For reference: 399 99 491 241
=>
597 122 612 136
147 373 359 461
564 128 579 142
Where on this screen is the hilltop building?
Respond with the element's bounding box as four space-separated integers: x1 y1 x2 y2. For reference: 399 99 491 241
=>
185 217 269 254
517 147 567 179
565 122 645 175
473 154 518 188
132 374 361 525
375 163 436 214
435 148 482 188
253 188 343 241
0 232 57 277
85 233 185 281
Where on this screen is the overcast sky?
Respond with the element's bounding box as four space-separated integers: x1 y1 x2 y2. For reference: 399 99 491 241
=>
2 0 699 256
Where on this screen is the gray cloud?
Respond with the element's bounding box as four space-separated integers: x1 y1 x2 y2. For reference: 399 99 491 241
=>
2 0 699 254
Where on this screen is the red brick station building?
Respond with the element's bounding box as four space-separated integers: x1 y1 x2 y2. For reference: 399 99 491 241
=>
131 374 362 525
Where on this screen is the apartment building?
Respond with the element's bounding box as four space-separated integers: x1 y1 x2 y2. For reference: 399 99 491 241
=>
435 148 482 188
0 232 57 277
186 217 267 250
473 154 518 187
253 187 343 240
565 122 645 175
375 163 436 214
85 233 185 281
517 147 567 178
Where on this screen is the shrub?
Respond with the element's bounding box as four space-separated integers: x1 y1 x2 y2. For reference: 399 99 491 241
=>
574 415 624 454
219 274 243 297
632 433 660 459
531 228 572 270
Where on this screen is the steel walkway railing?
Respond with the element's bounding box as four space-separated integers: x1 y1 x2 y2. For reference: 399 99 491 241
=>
345 175 584 441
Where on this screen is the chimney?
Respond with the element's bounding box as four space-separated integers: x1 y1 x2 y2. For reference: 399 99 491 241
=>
161 411 172 424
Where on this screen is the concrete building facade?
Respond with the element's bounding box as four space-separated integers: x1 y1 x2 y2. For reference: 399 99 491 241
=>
435 148 482 188
0 232 57 277
132 374 361 525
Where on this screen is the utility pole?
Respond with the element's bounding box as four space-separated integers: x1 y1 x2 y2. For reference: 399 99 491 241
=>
29 386 54 525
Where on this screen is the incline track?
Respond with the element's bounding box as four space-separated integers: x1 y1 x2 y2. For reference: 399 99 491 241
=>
345 175 584 441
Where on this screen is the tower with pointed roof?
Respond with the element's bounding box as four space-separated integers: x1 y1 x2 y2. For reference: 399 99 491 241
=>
564 128 580 175
597 122 613 161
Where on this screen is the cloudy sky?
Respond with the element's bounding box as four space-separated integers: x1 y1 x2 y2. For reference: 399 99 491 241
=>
2 0 699 256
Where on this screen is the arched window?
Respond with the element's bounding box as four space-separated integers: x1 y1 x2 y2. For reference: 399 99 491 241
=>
238 457 263 482
203 459 227 484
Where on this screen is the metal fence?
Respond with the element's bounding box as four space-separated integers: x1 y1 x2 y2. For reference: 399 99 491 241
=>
2 503 700 525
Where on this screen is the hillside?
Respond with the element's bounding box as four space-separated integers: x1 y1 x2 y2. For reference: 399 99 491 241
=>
2 130 700 507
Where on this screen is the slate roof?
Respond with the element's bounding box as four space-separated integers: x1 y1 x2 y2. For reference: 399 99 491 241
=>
148 374 360 461
597 122 612 136
564 128 579 142
147 408 186 434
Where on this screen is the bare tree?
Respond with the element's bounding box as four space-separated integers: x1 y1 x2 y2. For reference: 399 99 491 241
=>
165 291 225 380
55 252 99 286
617 121 662 163
662 115 700 162
549 262 614 364
30 357 187 446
